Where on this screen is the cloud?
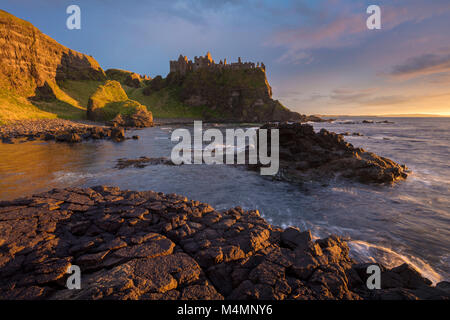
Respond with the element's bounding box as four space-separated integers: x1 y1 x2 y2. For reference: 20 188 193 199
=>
390 53 450 79
327 88 410 106
267 0 450 64
426 72 450 84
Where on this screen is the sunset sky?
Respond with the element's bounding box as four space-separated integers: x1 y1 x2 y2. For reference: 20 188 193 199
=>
2 0 450 115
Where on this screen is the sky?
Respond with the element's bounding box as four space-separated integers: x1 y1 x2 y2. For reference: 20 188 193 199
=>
2 0 450 116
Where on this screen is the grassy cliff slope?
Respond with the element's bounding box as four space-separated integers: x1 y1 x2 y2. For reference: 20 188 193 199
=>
87 80 150 123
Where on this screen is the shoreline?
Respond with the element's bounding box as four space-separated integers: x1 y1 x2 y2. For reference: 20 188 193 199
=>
0 119 133 143
0 186 448 300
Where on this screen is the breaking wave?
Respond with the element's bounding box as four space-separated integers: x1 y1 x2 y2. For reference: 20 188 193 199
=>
348 240 443 285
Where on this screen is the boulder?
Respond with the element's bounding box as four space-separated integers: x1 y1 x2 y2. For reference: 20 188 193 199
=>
55 132 81 143
111 127 125 142
280 227 312 250
87 81 153 127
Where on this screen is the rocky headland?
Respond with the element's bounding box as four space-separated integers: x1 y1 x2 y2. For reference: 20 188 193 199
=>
140 53 315 123
0 186 448 300
253 123 408 184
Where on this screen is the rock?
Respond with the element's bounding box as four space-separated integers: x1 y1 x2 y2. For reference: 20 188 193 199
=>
113 236 174 259
55 132 81 143
146 53 304 122
181 284 224 300
111 127 125 142
253 123 408 184
382 263 432 289
126 108 153 128
290 253 319 280
0 119 114 144
436 281 450 294
1 136 14 144
0 186 447 301
87 81 153 128
105 69 149 88
281 227 312 250
115 157 178 169
0 10 106 96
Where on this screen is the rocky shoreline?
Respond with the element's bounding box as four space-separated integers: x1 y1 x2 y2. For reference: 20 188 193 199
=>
254 123 409 184
0 186 448 300
0 119 133 143
112 122 409 185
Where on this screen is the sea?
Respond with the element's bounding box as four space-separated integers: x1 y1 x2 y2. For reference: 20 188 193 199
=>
0 116 448 283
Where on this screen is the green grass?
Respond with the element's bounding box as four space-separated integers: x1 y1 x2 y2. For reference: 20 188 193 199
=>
0 80 104 124
87 81 150 121
0 9 35 29
105 69 134 83
100 100 147 121
31 100 86 120
127 86 223 119
183 68 267 90
89 80 128 109
57 80 105 108
0 88 56 124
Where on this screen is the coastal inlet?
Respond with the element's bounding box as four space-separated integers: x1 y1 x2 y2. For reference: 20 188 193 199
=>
0 117 449 285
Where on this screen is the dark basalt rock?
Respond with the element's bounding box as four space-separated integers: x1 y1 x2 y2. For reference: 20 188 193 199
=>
55 132 82 143
0 187 447 300
0 119 143 144
254 123 408 184
111 127 125 142
115 157 178 169
110 109 154 128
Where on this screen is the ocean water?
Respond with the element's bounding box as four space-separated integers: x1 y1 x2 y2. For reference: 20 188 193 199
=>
0 117 448 283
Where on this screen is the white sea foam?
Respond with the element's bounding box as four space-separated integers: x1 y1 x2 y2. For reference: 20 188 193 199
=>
348 240 443 284
330 187 359 196
52 171 98 183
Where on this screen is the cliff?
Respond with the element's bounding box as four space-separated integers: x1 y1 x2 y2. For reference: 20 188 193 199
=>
0 10 105 96
0 11 314 124
105 69 151 88
141 53 303 122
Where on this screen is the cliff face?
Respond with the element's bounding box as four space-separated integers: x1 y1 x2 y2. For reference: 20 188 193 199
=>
0 10 105 96
143 66 302 122
105 69 151 88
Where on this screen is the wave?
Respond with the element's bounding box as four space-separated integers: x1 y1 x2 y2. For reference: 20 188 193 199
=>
52 171 99 183
330 120 359 124
348 240 443 284
330 186 359 196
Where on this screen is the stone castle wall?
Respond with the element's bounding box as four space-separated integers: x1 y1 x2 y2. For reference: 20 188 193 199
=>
170 52 266 75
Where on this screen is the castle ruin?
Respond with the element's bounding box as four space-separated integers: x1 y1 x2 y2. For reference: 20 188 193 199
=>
170 52 266 75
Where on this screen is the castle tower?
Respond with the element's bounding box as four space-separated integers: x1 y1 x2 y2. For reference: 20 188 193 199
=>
206 52 213 63
171 53 263 74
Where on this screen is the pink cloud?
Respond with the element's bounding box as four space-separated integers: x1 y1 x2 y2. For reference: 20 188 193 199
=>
267 1 450 64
